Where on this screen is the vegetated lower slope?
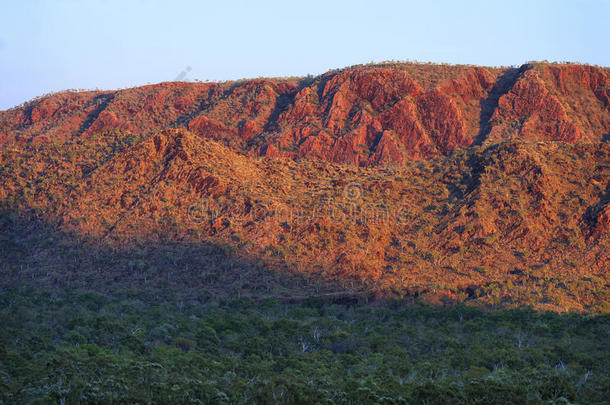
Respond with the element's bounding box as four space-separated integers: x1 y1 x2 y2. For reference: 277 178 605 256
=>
0 61 608 312
2 289 610 404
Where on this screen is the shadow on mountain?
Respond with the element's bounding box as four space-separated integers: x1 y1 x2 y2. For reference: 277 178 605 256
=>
474 65 525 145
0 205 348 303
75 93 116 136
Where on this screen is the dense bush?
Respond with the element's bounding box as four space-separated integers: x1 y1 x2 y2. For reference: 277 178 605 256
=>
1 288 609 404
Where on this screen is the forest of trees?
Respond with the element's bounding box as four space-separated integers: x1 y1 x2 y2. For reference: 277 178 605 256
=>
1 287 609 404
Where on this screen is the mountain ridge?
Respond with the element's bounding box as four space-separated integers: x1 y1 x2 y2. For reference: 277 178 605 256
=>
2 61 608 164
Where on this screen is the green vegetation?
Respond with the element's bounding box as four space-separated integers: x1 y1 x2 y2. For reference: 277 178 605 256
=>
1 288 609 404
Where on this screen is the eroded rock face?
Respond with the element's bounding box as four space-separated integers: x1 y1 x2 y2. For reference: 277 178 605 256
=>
417 89 470 152
1 62 608 166
258 66 493 164
544 64 609 107
536 64 610 142
188 116 236 141
489 69 581 143
84 110 123 135
30 98 61 123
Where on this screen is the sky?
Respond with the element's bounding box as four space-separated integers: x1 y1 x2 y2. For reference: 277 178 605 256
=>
0 0 608 110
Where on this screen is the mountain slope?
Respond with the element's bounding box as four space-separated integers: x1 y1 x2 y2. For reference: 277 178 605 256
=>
0 61 609 312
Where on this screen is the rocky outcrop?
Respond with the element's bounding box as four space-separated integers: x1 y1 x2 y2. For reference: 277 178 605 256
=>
488 69 581 143
1 62 607 165
84 110 123 135
536 64 610 142
258 66 495 164
188 115 236 141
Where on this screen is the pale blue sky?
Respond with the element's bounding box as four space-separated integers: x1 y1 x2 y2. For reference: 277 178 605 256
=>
1 0 608 110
